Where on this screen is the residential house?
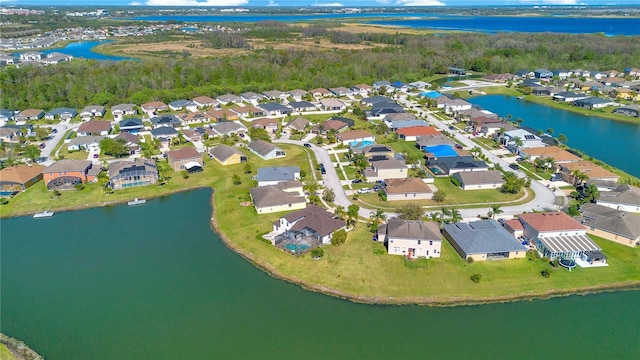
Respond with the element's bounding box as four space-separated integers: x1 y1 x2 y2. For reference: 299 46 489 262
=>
532 87 552 96
272 205 346 246
518 212 604 262
499 129 545 152
350 84 373 96
361 96 393 106
519 146 582 164
207 108 239 122
179 111 213 125
119 118 145 134
181 129 202 142
169 99 197 112
572 97 614 109
384 112 417 123
14 109 44 122
66 135 104 151
262 90 287 101
43 160 101 190
443 220 526 261
150 114 181 128
552 69 570 79
113 132 141 155
231 106 265 119
415 135 455 151
167 147 203 172
79 105 106 120
502 219 525 239
453 170 504 190
552 92 588 102
533 68 553 79
111 104 137 121
208 144 247 166
613 105 640 117
140 101 168 116
623 67 640 78
45 107 77 121
288 89 307 101
248 140 286 160
371 102 405 117
559 160 619 184
442 99 473 114
249 181 306 214
373 80 392 91
76 120 112 136
209 121 247 137
0 164 44 195
396 126 440 141
240 91 266 105
391 81 409 92
216 94 242 105
579 203 640 247
336 130 375 146
0 109 16 123
19 52 42 61
108 159 158 190
379 220 441 259
288 101 317 113
612 88 639 101
364 159 408 182
285 117 309 132
318 119 349 134
252 117 279 134
150 127 178 141
480 122 517 138
192 96 218 108
515 69 534 79
386 119 429 131
358 144 395 161
329 87 353 97
308 88 332 99
408 81 431 90
596 184 640 213
383 177 433 201
427 156 489 176
257 166 300 186
319 98 347 111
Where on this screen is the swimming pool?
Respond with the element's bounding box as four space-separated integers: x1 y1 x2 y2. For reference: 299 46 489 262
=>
425 144 458 157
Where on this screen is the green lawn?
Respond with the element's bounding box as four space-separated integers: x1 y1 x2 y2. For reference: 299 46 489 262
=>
0 344 16 360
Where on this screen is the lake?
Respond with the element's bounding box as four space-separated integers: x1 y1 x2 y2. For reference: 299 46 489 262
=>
468 95 640 178
43 41 132 61
131 13 640 35
1 189 638 359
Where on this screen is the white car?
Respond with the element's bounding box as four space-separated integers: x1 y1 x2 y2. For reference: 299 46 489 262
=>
357 188 373 194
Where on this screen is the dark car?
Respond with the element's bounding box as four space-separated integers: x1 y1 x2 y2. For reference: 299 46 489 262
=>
448 126 455 130
351 179 363 184
303 143 312 148
320 164 326 175
52 128 58 134
39 143 46 149
509 164 520 170
454 144 463 149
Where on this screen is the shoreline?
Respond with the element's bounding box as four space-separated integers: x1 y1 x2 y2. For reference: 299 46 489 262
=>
207 191 640 307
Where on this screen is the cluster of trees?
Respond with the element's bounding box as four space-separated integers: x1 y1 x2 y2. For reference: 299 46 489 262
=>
3 29 639 110
201 32 250 49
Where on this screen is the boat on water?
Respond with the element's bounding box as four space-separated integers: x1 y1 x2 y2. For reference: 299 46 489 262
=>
33 211 54 218
128 198 146 206
517 96 524 100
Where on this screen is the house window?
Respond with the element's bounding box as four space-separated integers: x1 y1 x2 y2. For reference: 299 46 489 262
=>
429 241 433 245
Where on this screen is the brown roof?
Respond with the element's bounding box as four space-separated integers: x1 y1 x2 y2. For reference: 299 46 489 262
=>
0 164 44 184
283 205 346 237
561 160 619 180
114 132 140 144
386 219 440 240
384 177 432 195
167 147 200 161
141 101 168 111
504 219 524 231
252 117 279 127
206 108 237 120
286 117 309 131
396 126 440 137
309 88 331 95
337 130 374 141
179 112 212 122
232 106 264 116
519 212 584 232
250 185 306 208
321 119 348 131
17 109 44 117
521 146 581 163
192 96 217 105
77 120 112 134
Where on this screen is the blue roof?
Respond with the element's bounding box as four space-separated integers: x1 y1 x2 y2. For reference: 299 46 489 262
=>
424 144 457 157
444 220 525 255
259 102 291 112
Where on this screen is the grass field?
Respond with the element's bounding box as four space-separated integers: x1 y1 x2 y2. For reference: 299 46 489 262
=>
0 344 16 360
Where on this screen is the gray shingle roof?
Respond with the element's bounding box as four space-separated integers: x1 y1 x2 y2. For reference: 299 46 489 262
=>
580 203 640 240
45 159 92 173
250 185 306 208
387 220 440 240
444 220 525 255
257 166 299 183
208 144 245 162
248 140 279 156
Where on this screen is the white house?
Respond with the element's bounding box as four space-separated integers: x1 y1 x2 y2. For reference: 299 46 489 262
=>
378 220 442 259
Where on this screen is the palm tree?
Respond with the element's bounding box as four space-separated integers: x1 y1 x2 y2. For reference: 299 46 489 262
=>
546 128 554 136
571 170 588 186
584 183 600 203
441 207 452 223
557 134 568 147
490 204 503 219
450 208 462 223
369 209 387 225
334 205 346 220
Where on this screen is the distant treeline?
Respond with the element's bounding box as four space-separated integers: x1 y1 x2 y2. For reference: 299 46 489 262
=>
2 31 639 110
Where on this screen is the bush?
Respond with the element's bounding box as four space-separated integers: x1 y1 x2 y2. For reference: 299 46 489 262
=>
470 273 482 283
466 257 475 264
450 177 461 187
310 247 324 259
331 229 347 245
181 170 189 179
541 269 551 278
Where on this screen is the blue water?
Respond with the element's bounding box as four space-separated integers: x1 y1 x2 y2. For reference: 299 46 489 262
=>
468 95 640 177
131 13 640 35
42 41 132 61
370 16 640 35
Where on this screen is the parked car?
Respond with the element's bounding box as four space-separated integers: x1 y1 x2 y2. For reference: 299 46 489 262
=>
516 157 525 162
93 154 99 159
351 179 363 184
448 126 455 130
320 164 326 175
357 188 373 194
303 143 312 148
39 143 46 149
509 164 520 170
454 144 463 149
51 128 58 134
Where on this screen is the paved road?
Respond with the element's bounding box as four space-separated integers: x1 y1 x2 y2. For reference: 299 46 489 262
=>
38 122 81 166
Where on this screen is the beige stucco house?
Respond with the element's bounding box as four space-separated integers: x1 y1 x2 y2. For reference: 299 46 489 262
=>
378 220 442 259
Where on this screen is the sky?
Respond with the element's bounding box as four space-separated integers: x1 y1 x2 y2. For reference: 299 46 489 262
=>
2 0 640 8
